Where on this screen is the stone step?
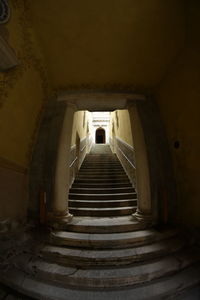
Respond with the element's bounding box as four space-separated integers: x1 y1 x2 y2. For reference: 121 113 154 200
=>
20 248 200 289
1 264 200 300
74 178 131 184
69 199 137 208
83 160 119 164
76 176 129 181
69 192 137 200
41 237 185 267
71 182 133 188
62 216 145 233
78 170 126 175
81 166 122 169
81 162 122 166
50 228 178 249
69 206 136 217
80 166 123 170
69 187 135 194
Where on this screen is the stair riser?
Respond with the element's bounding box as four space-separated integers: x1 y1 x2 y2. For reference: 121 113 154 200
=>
82 164 120 166
69 193 137 200
41 240 184 268
77 173 128 180
62 223 146 234
78 171 125 175
28 265 192 289
71 183 132 188
74 179 131 184
69 207 136 217
69 188 135 194
80 166 123 168
50 232 160 249
69 199 137 208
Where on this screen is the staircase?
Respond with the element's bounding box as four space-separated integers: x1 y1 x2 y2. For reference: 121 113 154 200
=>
68 144 137 217
0 145 200 299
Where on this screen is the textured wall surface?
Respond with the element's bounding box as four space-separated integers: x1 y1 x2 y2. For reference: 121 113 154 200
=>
155 0 200 226
0 1 50 220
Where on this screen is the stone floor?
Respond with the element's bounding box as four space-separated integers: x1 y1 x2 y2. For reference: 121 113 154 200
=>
0 284 33 299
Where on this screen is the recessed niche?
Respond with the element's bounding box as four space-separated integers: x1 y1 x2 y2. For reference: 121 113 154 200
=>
0 0 10 24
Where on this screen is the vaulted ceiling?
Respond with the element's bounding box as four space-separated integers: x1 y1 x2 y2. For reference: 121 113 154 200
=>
29 0 186 90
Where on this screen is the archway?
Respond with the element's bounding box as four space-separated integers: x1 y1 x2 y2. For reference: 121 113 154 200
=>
29 92 176 228
95 127 105 144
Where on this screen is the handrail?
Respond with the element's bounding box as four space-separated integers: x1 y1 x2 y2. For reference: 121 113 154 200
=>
117 145 136 169
80 145 86 152
69 156 78 168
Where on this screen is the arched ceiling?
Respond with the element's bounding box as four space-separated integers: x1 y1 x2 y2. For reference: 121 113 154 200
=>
29 0 186 91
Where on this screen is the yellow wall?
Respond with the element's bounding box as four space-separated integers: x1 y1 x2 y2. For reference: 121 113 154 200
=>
0 1 50 221
29 0 185 89
71 111 91 146
0 1 50 168
155 0 200 226
110 110 133 147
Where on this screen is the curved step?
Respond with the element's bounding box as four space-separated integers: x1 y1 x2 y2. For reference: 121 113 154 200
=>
62 216 145 233
69 206 136 217
22 248 200 288
41 237 185 267
1 263 200 300
50 228 178 249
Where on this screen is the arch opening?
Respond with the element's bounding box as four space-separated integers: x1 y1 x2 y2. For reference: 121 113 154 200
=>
95 127 106 144
29 92 175 228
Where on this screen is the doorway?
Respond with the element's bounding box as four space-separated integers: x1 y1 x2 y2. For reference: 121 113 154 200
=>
95 127 106 144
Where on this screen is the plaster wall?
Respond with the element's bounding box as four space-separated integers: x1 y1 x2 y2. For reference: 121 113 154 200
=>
0 2 50 220
71 111 91 146
29 0 185 89
110 110 133 147
155 0 200 226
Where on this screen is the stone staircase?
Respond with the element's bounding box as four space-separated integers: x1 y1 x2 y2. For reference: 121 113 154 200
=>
0 145 200 299
68 145 137 217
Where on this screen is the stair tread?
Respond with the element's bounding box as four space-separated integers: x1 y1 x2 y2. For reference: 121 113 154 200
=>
17 247 200 288
42 237 185 264
51 228 178 243
69 206 136 211
70 187 134 191
1 263 200 300
69 192 136 196
63 216 140 227
69 199 136 203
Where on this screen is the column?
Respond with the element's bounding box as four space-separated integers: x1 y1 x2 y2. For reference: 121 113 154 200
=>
128 103 152 225
51 102 77 226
